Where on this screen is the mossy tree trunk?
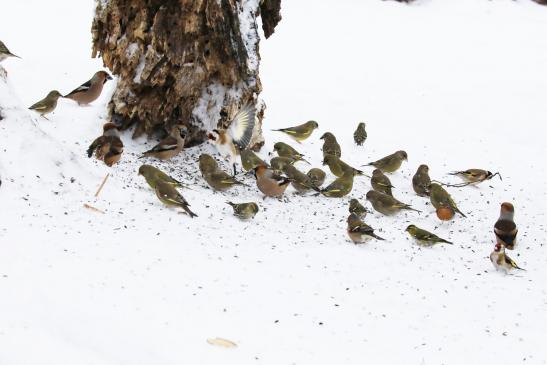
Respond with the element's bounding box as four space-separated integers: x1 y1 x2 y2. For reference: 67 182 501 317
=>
91 0 282 148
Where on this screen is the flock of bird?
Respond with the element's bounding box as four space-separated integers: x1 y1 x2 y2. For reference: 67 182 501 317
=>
0 39 523 274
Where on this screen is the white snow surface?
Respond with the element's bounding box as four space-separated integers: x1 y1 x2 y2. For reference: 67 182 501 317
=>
2 0 547 364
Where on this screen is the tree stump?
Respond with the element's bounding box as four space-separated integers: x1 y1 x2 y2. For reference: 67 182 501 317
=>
91 0 282 148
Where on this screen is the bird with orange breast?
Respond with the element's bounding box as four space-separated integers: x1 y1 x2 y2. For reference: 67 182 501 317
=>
254 165 291 198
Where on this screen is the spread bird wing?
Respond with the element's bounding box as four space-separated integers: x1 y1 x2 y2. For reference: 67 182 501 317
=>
228 103 256 149
65 79 92 97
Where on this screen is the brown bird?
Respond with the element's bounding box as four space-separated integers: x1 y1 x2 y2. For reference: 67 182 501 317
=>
412 164 431 197
494 202 518 250
347 213 385 243
64 71 113 105
87 123 124 166
140 125 188 160
254 165 291 198
371 169 394 196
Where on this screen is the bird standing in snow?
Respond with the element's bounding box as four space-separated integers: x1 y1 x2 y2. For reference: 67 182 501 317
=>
28 90 63 120
273 142 310 164
320 132 342 158
449 169 501 186
429 183 466 219
226 202 259 220
0 40 21 62
322 155 365 178
353 122 367 146
366 190 420 215
365 150 408 173
64 71 113 105
207 102 256 175
199 154 245 191
405 225 453 246
272 120 318 142
412 164 431 197
240 149 267 172
270 156 295 173
347 213 385 243
283 164 318 193
349 198 369 218
152 180 198 218
306 168 326 188
254 165 291 198
490 243 524 273
140 125 188 160
494 202 518 250
371 169 394 196
138 165 188 190
320 170 357 198
87 123 124 166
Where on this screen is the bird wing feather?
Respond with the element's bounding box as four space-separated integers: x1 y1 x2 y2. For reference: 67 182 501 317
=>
228 103 256 149
65 79 92 96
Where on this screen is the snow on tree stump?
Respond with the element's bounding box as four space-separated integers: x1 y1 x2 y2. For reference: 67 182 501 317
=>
91 0 282 149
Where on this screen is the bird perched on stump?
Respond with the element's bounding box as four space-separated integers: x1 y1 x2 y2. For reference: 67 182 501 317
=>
429 183 466 219
366 190 420 215
87 123 124 166
140 125 188 160
494 202 518 250
64 71 113 105
0 40 21 62
405 225 453 246
412 164 431 197
208 102 256 175
151 180 198 218
347 213 385 243
371 169 394 196
320 132 341 158
272 120 318 142
28 90 63 120
273 142 310 164
353 122 367 146
227 202 259 220
254 165 291 198
490 243 524 273
365 150 408 173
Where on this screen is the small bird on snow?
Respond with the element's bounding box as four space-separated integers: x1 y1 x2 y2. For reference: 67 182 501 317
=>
28 90 63 120
494 202 518 250
0 40 21 62
87 122 124 166
490 243 524 273
227 202 259 220
140 125 188 160
405 225 453 246
64 71 113 105
347 213 385 243
364 150 408 173
272 120 318 142
353 122 367 146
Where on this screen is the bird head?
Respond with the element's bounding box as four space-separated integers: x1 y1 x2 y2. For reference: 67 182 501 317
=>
405 225 417 234
372 169 383 176
493 242 503 252
347 213 360 225
418 164 429 172
47 90 63 99
365 190 376 201
138 164 153 177
320 132 334 140
308 120 319 129
176 125 188 139
397 150 408 161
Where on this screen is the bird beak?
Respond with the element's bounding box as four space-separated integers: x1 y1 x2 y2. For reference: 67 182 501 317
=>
106 74 113 80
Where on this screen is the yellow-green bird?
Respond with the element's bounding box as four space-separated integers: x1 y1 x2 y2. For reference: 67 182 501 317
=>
353 122 367 146
28 90 63 120
153 180 198 218
412 164 431 197
347 213 385 243
203 169 246 191
226 202 259 219
371 169 394 196
198 154 220 175
320 132 341 158
240 149 267 171
366 190 420 215
365 150 408 173
283 164 318 193
405 225 453 246
0 40 21 62
349 198 369 218
429 183 466 218
272 120 319 142
138 164 188 189
323 155 366 178
270 156 295 173
273 142 310 164
320 170 357 198
306 168 326 188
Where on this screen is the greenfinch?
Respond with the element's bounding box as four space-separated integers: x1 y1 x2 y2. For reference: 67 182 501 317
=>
153 180 198 218
203 169 245 191
490 243 524 273
323 155 366 178
349 198 369 218
227 202 259 219
28 90 63 120
494 202 517 250
138 164 186 189
64 71 113 105
405 225 453 246
198 154 220 175
306 168 326 188
283 164 318 193
429 183 466 218
272 120 318 142
320 170 357 198
412 164 431 197
140 125 188 160
366 190 420 215
347 213 385 243
365 150 408 173
273 142 310 164
320 132 341 158
240 149 267 171
353 122 367 146
270 156 295 173
371 169 394 196
0 40 21 61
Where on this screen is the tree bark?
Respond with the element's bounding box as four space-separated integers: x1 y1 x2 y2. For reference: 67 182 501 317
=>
91 0 282 148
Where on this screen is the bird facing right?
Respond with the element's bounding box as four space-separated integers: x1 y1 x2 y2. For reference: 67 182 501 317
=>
0 40 21 62
28 90 63 120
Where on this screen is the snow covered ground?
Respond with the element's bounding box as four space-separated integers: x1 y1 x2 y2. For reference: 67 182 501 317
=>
2 0 547 364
